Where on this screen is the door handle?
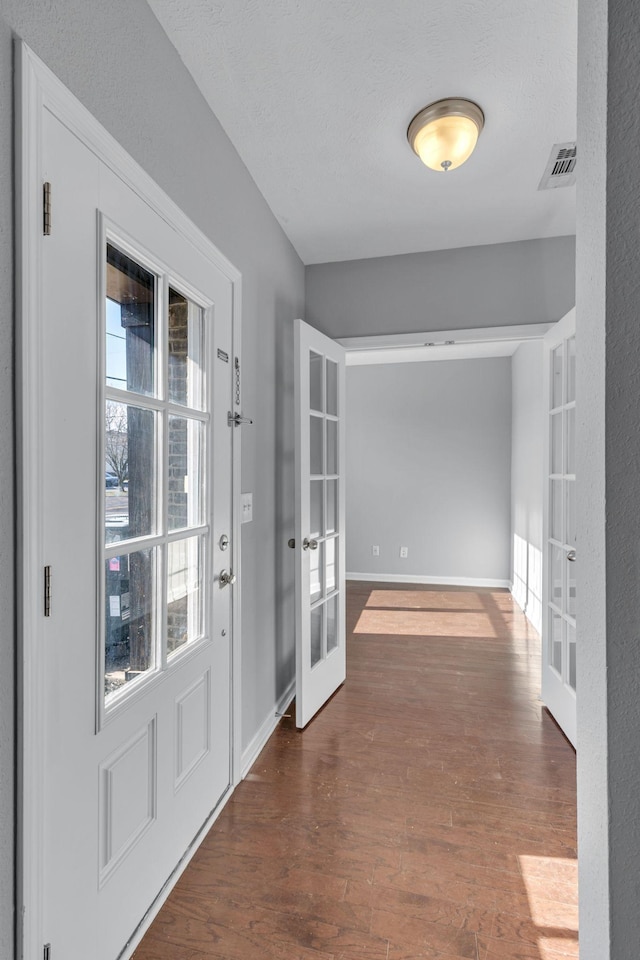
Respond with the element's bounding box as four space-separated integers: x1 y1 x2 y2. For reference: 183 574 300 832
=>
303 538 318 551
566 549 576 562
219 569 237 586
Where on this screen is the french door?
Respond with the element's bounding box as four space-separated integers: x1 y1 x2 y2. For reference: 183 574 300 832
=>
541 308 577 746
294 320 346 727
21 51 237 960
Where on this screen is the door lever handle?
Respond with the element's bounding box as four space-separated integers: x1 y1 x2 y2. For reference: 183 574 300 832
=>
303 538 318 551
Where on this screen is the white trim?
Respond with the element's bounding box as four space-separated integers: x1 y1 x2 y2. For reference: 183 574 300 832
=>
231 279 243 787
240 678 296 779
341 323 555 367
338 322 553 352
347 572 511 589
17 40 243 960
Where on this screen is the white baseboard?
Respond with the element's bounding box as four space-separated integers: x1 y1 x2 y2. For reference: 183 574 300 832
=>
240 677 296 779
347 572 511 589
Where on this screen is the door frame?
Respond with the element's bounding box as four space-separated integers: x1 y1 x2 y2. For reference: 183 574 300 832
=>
16 41 244 960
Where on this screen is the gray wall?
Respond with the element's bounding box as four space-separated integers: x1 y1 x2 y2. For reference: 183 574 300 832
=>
0 2 304 954
345 358 512 583
510 341 544 633
306 236 576 340
577 0 640 955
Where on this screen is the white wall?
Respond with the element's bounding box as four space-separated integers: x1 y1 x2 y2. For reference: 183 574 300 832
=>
577 0 640 955
346 358 512 585
306 236 576 340
0 2 304 954
510 341 544 633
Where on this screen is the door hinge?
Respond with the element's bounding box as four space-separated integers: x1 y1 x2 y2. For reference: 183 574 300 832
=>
227 411 253 427
43 182 52 236
44 944 51 960
44 565 51 617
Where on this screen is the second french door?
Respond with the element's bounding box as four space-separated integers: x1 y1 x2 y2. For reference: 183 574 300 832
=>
294 320 347 728
541 308 577 746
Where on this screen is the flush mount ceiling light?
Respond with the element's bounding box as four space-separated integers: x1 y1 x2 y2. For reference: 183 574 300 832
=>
407 98 485 172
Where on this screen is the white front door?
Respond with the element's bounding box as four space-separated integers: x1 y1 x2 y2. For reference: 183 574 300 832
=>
541 308 577 746
294 320 347 727
29 95 235 959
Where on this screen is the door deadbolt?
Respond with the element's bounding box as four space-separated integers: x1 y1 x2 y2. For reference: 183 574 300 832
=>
219 534 230 551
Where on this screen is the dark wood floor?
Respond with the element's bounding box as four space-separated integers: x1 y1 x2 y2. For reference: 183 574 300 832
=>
133 582 578 960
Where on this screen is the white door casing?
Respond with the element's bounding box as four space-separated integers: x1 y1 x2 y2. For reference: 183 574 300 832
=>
18 44 243 960
541 308 577 747
294 319 346 728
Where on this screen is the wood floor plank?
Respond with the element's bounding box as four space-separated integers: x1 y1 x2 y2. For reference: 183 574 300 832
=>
133 583 578 960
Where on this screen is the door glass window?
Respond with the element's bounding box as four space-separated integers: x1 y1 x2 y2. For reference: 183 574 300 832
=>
105 548 157 696
106 245 155 395
103 243 209 708
168 287 205 409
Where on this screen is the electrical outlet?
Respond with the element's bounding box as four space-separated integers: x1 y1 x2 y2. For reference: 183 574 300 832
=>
400 546 408 559
241 492 253 524
372 545 380 557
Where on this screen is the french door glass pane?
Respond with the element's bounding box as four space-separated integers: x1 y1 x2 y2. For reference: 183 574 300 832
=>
168 288 205 409
106 244 155 395
566 480 576 547
310 480 323 539
326 420 338 475
105 402 156 544
310 541 323 603
168 416 204 531
310 606 323 668
551 413 562 474
567 337 576 403
565 407 575 474
310 351 323 413
326 360 338 416
550 480 562 541
326 595 338 653
550 544 564 607
325 536 337 595
550 607 563 673
310 415 323 475
105 547 157 699
568 622 577 690
567 563 577 620
167 536 204 656
552 345 563 408
326 479 337 535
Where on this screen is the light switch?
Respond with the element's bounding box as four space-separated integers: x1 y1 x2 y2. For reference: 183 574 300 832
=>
241 492 253 524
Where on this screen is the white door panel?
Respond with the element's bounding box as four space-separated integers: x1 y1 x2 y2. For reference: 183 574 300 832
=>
541 308 577 746
39 107 233 960
294 320 346 728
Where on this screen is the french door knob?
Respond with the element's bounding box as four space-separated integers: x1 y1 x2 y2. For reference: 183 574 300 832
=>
303 538 318 551
219 569 237 586
566 549 577 562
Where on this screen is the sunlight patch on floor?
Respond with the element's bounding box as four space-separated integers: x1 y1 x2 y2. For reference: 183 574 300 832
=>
519 854 579 958
353 607 498 637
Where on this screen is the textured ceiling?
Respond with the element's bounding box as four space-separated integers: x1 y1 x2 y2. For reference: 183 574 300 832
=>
147 0 577 264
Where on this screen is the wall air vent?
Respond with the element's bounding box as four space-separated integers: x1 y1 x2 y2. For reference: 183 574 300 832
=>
538 142 577 190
